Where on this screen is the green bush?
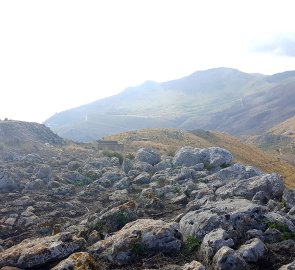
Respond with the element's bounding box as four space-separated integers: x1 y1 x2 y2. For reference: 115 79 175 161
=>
132 243 146 255
113 210 129 229
268 222 295 240
102 150 124 164
184 235 201 253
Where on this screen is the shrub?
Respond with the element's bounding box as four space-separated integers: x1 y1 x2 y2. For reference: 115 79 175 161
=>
268 222 295 240
184 235 201 253
102 150 124 164
113 210 129 229
132 243 146 255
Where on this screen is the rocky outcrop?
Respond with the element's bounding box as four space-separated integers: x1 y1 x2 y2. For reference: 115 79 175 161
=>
88 219 182 265
0 233 85 269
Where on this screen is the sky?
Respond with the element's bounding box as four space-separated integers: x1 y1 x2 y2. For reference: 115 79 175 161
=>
0 0 295 123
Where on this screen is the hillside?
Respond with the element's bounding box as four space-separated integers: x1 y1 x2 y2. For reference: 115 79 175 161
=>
106 128 295 188
44 67 274 141
0 120 64 152
44 68 295 142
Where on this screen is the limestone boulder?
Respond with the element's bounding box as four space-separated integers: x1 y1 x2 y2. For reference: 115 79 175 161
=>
88 219 182 265
0 233 86 269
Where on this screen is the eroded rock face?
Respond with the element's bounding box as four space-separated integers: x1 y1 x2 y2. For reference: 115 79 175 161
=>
0 233 86 269
88 219 182 265
215 173 284 200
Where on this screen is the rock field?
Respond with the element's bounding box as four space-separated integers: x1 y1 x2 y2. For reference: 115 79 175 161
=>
1 145 295 269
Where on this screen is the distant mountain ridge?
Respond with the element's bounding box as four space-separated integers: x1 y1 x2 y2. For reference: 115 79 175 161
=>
44 67 295 141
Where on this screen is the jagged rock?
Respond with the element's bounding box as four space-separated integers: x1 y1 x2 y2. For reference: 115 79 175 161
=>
263 228 283 243
182 260 205 270
0 233 86 269
198 147 233 168
154 157 173 171
172 147 200 167
133 172 151 185
215 173 284 200
212 246 249 270
170 194 188 205
94 170 125 188
88 219 182 265
283 188 295 208
135 148 161 166
200 228 234 263
51 252 98 270
113 177 132 190
96 200 137 233
133 161 154 174
0 170 19 193
238 237 266 262
122 158 133 174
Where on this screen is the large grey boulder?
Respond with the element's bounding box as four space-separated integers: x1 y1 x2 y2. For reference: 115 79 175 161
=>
200 228 234 263
96 200 138 233
0 233 86 269
202 163 262 186
215 173 284 200
198 147 233 168
179 199 266 242
135 148 161 166
88 219 182 265
212 246 249 270
0 170 20 193
172 147 201 167
238 238 266 263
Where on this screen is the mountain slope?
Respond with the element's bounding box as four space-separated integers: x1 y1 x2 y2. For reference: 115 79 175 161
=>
44 68 295 141
106 128 295 188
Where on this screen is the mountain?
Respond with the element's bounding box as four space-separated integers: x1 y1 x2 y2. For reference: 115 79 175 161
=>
44 68 295 141
105 128 295 188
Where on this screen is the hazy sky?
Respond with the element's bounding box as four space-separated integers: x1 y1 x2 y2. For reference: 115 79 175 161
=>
1 0 295 123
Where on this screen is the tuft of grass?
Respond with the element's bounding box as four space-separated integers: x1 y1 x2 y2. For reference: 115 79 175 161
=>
132 243 146 256
184 235 201 253
102 150 124 164
113 210 129 229
268 222 295 240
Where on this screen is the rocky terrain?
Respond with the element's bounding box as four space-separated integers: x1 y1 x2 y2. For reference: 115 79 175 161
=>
2 139 295 269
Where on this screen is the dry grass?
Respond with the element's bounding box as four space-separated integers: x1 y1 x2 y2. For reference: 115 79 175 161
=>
106 128 295 188
269 115 295 138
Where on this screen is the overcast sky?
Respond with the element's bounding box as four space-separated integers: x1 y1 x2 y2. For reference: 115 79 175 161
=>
1 0 295 123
